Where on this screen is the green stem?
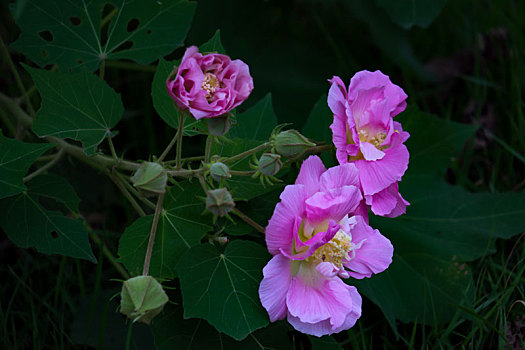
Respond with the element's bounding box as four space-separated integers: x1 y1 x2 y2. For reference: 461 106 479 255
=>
157 130 179 162
89 233 130 280
108 170 146 217
99 59 106 80
142 193 165 276
164 155 204 165
0 36 35 116
166 168 206 178
107 135 118 160
114 171 156 210
223 142 271 164
231 208 265 234
176 112 185 169
204 136 213 163
23 148 64 183
229 170 256 176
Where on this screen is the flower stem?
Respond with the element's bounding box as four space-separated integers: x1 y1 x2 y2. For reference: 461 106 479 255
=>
176 112 185 169
107 135 118 160
166 167 206 178
23 148 65 183
229 170 256 176
204 136 213 163
108 170 146 217
223 142 271 165
113 171 156 210
231 208 265 234
158 130 179 162
89 232 130 280
142 193 165 276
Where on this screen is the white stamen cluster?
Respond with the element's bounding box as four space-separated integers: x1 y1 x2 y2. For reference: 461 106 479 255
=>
358 129 387 149
306 230 352 268
202 72 219 99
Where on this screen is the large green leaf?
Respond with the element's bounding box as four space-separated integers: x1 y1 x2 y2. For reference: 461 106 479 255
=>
227 176 284 202
229 93 277 141
152 304 291 350
376 0 448 29
27 173 81 212
118 182 211 278
0 135 52 199
12 0 196 71
176 240 270 340
27 66 124 155
0 192 96 262
210 138 262 170
199 29 226 54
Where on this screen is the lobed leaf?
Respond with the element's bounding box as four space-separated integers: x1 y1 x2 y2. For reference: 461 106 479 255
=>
229 93 278 141
376 0 448 29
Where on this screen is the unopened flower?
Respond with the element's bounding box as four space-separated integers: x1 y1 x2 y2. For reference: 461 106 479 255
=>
205 188 235 217
273 129 315 158
166 46 254 119
259 156 393 337
258 153 282 177
131 162 167 196
120 276 169 324
328 70 410 217
209 161 231 182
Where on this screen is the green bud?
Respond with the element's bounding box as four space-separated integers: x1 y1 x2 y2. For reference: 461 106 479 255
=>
131 162 167 196
120 276 169 324
209 162 231 182
273 129 315 158
208 115 232 136
258 153 282 176
205 188 235 217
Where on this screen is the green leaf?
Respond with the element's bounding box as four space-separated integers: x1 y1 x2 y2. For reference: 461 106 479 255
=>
0 135 52 199
27 66 124 155
229 94 278 141
27 173 81 212
176 240 270 340
210 138 263 170
151 58 206 135
302 94 335 166
199 29 226 54
0 192 96 262
354 251 474 326
118 182 211 278
398 106 477 175
310 335 342 350
12 0 196 71
227 176 284 202
376 0 448 29
153 304 291 350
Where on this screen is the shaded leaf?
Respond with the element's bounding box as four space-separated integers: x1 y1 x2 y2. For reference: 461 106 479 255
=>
27 173 81 212
27 66 124 155
12 0 196 71
376 0 448 29
0 135 52 199
118 182 211 278
302 94 334 166
176 240 270 340
227 176 283 202
309 335 342 350
229 93 277 141
0 192 96 262
210 138 263 170
199 29 226 54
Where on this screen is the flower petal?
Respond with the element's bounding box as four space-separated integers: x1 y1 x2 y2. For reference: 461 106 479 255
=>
305 186 362 224
320 163 360 191
345 216 393 279
259 254 292 322
365 182 409 217
327 76 348 119
295 156 326 197
359 141 386 161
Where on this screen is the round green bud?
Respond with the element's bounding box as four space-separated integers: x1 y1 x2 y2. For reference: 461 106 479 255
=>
120 276 169 324
131 162 167 196
274 129 315 158
208 115 232 136
258 153 282 176
205 188 235 217
209 162 231 182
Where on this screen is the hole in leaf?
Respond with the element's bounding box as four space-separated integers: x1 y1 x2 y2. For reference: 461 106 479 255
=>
50 231 58 239
38 30 53 42
77 59 84 64
113 40 133 53
68 68 72 72
147 29 152 35
126 18 139 32
43 64 53 70
42 50 48 57
69 16 81 26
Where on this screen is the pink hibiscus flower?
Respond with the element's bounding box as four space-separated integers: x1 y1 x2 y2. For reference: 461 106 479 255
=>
328 70 410 217
259 156 393 337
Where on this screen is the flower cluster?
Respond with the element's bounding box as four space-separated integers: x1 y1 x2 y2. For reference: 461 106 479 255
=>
259 70 409 337
166 46 254 120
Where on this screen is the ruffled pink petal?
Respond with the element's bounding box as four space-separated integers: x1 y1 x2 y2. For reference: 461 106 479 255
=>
295 156 326 197
286 276 361 336
365 182 409 217
316 262 340 278
349 87 385 128
259 254 292 322
266 184 307 255
355 143 409 195
345 217 393 279
320 163 360 191
327 76 348 119
284 220 339 261
305 186 362 224
359 141 385 161
329 113 350 165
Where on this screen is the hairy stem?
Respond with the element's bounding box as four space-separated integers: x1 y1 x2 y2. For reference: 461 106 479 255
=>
229 170 256 176
158 130 179 162
204 136 213 163
23 148 64 183
142 193 165 276
114 170 156 210
166 167 206 178
231 208 265 234
176 112 185 169
107 135 118 160
0 107 17 136
223 142 270 165
108 170 146 217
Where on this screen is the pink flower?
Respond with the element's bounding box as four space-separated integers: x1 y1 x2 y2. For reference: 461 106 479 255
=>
166 46 254 120
328 70 410 217
259 156 393 337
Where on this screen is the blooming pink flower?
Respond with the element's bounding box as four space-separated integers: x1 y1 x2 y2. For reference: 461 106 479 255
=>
166 46 254 119
328 70 410 217
259 156 393 337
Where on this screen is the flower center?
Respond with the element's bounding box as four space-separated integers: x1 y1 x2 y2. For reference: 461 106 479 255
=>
306 230 352 268
202 72 219 98
358 129 387 149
